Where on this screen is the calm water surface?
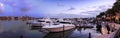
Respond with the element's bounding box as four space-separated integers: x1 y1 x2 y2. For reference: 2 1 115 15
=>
0 20 101 38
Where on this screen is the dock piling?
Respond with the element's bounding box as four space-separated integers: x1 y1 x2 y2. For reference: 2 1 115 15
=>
89 33 91 38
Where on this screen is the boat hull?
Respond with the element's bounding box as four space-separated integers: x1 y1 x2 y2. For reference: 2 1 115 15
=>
42 26 75 32
43 28 75 38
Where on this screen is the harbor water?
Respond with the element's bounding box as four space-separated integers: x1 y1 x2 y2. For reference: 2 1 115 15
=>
0 20 102 38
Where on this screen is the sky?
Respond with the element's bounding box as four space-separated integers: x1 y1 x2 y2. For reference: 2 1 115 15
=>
0 0 116 18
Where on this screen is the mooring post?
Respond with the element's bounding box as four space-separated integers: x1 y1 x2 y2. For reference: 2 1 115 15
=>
89 33 91 38
63 25 65 38
20 35 23 38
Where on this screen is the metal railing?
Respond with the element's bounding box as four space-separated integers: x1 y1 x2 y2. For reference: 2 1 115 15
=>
110 28 120 38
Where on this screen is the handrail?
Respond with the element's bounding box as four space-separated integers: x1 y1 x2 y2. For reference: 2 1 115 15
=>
110 28 120 38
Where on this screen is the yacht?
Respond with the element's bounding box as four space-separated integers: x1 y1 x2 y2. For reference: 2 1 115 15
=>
27 18 52 27
42 21 75 32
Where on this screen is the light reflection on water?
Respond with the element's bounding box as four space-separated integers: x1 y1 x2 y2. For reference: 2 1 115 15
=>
0 20 101 38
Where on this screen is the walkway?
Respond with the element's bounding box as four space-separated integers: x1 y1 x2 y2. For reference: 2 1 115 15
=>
93 22 120 38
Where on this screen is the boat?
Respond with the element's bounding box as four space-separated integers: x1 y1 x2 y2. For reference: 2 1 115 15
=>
28 20 45 27
42 21 75 32
27 18 52 27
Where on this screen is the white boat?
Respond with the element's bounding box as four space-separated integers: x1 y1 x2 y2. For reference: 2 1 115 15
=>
27 18 52 26
31 20 45 26
42 21 75 32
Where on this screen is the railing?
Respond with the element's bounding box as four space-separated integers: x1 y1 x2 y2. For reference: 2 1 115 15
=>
110 28 120 38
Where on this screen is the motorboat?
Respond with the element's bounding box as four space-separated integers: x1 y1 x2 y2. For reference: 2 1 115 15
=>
27 18 52 27
42 21 75 32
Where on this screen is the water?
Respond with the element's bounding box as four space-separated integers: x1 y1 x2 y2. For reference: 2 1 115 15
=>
0 20 102 38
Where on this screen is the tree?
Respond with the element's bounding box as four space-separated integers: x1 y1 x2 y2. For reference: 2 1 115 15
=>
96 12 105 18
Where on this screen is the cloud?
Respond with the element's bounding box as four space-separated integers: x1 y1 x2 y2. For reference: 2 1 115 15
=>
0 0 116 18
67 6 75 10
79 2 114 14
0 3 4 13
80 13 90 15
56 3 114 18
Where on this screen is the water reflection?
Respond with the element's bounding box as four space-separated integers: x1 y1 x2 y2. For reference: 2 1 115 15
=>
43 29 75 38
0 20 102 38
96 23 102 33
76 27 82 33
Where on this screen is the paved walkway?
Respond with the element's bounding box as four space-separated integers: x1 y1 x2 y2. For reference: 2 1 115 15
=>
93 22 120 38
93 32 115 38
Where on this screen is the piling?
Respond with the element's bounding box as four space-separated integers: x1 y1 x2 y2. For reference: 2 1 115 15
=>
20 35 23 38
89 33 91 38
63 25 65 38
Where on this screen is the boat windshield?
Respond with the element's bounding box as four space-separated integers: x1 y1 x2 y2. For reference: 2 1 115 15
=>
59 22 71 24
37 20 45 22
53 23 59 25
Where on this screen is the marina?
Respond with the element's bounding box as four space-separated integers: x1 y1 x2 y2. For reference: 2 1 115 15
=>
0 0 120 38
0 20 102 38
